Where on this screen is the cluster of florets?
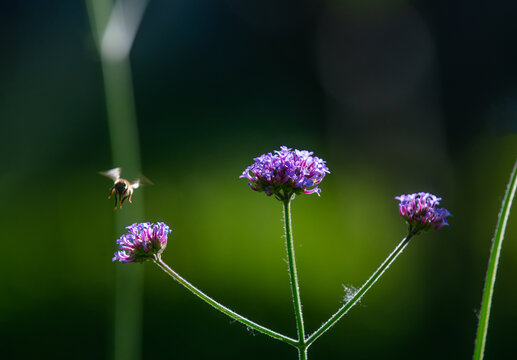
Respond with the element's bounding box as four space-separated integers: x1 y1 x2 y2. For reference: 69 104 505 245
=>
395 192 451 234
113 222 171 263
240 146 330 200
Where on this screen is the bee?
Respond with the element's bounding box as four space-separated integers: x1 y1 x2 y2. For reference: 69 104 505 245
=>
99 167 152 210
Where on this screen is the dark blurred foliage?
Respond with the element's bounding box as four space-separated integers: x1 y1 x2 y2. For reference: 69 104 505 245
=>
1 0 516 359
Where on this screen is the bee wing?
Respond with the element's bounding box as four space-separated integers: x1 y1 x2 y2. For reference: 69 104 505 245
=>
99 167 122 181
131 174 153 189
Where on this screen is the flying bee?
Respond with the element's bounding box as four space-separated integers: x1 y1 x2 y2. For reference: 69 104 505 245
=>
99 167 152 210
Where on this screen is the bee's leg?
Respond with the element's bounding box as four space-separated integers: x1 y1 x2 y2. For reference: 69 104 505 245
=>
113 193 119 210
128 192 133 203
119 194 127 209
108 187 116 199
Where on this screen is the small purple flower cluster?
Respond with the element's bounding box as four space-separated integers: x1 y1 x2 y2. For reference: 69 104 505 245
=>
240 146 330 200
395 192 451 234
113 222 171 263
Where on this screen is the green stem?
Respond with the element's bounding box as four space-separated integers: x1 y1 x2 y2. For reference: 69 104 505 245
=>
282 199 306 350
298 347 308 360
154 258 298 347
306 234 414 346
473 158 517 360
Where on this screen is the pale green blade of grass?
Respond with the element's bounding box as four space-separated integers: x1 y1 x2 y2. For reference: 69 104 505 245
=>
86 1 149 359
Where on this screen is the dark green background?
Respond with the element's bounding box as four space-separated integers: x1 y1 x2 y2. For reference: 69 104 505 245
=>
1 1 517 359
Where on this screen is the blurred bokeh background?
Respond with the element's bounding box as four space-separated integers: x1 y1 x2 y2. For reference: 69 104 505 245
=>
1 0 517 359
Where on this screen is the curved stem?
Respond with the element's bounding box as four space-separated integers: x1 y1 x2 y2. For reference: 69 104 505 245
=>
473 158 517 360
154 258 298 347
306 234 414 346
283 199 306 347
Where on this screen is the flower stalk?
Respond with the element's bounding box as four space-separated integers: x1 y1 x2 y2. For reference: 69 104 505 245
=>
283 198 307 357
306 234 413 346
154 258 298 347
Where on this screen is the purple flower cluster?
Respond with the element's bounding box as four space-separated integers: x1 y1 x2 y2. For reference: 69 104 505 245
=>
113 222 171 263
240 146 330 200
395 192 451 234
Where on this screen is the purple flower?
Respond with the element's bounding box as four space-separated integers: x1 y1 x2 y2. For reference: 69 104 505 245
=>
395 192 451 234
240 146 330 200
113 222 171 263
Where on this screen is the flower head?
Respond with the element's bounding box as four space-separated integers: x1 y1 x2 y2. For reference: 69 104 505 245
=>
395 192 451 234
240 146 330 200
113 222 171 263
